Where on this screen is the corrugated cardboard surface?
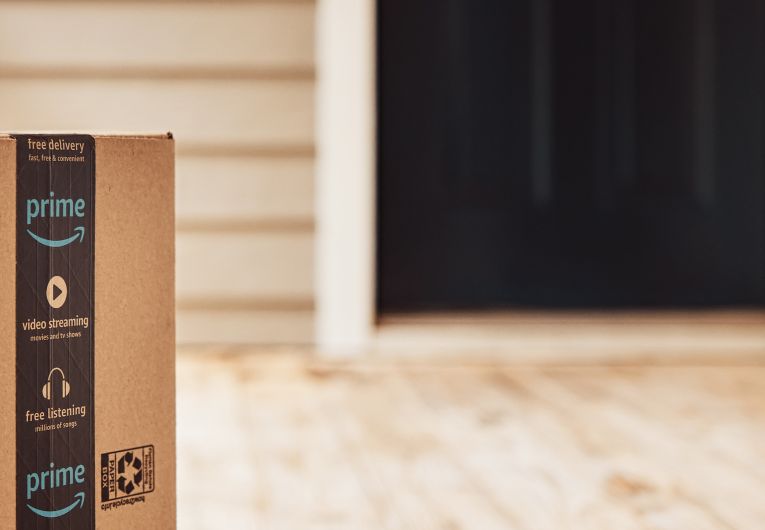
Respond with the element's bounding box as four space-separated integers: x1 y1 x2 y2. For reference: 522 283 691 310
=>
0 134 175 529
0 138 16 528
94 136 176 528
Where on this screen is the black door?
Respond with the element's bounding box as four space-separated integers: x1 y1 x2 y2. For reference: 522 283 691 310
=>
378 0 765 311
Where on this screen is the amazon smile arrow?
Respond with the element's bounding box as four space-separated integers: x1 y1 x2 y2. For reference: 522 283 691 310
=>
27 226 85 248
27 491 85 519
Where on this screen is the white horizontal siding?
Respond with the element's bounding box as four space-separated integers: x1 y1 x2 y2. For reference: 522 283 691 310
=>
0 1 317 344
176 232 313 302
0 79 314 147
176 156 314 222
0 3 314 72
177 308 313 344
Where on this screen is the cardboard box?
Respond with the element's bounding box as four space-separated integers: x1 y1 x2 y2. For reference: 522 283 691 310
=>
0 133 176 529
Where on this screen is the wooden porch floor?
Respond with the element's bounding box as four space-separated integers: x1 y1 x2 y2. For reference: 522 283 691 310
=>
178 348 765 530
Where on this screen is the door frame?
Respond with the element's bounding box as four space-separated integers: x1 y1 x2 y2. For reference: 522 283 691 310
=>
315 0 765 359
316 0 378 354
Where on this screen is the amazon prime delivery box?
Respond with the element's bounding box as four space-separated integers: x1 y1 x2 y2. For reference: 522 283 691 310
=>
0 133 176 529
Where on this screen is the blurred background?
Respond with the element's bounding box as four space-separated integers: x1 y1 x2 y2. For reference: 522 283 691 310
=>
0 1 316 344
2 0 765 528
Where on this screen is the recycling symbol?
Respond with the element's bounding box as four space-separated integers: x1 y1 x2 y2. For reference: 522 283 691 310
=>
117 451 143 495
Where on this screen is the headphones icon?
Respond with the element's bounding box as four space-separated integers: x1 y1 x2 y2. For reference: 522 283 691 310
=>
42 368 70 400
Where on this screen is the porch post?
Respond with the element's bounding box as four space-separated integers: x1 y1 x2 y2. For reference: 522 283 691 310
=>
316 0 377 355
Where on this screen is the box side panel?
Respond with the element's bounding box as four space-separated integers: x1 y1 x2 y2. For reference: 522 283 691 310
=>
94 137 175 528
0 138 15 527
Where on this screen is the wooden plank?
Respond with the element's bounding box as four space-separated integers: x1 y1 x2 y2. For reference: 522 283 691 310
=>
177 352 765 528
333 373 519 529
176 232 313 300
0 79 314 146
0 3 315 72
176 350 377 528
177 309 313 344
176 156 314 223
512 369 765 528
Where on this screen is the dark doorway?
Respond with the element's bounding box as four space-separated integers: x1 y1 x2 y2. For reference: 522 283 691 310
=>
377 0 765 312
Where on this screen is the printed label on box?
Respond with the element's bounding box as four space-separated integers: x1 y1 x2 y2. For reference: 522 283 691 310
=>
101 445 155 508
14 135 96 528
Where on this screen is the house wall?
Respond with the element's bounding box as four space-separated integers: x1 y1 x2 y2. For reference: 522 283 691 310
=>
0 0 317 344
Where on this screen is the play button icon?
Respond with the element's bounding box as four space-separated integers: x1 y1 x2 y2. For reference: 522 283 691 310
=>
46 276 68 309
